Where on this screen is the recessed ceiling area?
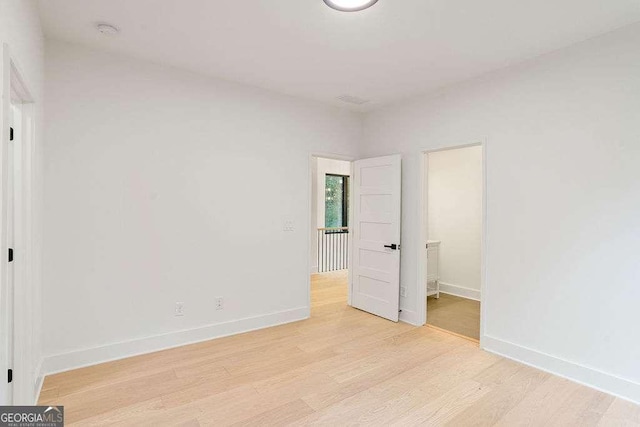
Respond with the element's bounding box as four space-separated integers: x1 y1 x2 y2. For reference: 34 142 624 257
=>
37 0 640 110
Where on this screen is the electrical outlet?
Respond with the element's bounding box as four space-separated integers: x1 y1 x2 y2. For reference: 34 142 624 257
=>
400 287 407 297
175 302 185 316
215 297 224 310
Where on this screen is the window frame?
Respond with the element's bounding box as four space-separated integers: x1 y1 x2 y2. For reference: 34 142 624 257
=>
324 173 349 233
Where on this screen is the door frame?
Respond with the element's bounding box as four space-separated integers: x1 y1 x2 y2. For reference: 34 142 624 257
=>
417 141 488 347
307 152 355 314
1 43 36 404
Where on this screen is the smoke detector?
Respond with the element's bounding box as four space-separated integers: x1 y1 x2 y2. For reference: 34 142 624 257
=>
96 23 119 35
337 95 370 105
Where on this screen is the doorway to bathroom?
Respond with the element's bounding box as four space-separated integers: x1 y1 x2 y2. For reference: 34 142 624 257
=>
422 145 483 341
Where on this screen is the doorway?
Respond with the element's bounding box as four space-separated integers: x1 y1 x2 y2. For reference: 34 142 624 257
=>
1 49 37 405
309 154 403 322
310 156 352 311
422 145 484 341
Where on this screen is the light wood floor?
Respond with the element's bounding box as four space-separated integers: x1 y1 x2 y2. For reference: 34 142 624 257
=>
427 293 481 341
39 270 639 426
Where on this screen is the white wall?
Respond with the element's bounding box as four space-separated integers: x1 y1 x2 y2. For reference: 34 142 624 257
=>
427 146 482 299
310 157 351 273
362 23 640 402
42 40 362 373
0 0 44 405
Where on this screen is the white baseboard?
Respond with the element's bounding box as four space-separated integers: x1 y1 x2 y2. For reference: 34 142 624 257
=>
483 335 640 404
399 309 420 326
439 282 481 301
33 360 44 404
310 265 318 274
41 306 309 377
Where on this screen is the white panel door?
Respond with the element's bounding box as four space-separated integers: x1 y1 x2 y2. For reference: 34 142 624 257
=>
351 155 401 322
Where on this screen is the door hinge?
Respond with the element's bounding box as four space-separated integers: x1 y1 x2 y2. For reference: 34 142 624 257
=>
8 369 12 383
9 127 13 141
8 248 14 262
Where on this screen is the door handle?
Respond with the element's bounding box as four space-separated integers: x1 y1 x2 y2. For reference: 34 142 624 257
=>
384 244 398 250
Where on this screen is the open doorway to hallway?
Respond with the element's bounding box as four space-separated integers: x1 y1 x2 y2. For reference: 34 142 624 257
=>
310 156 352 310
424 145 482 341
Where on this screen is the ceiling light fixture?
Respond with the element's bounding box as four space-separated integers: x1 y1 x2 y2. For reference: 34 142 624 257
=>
95 23 119 35
323 0 379 12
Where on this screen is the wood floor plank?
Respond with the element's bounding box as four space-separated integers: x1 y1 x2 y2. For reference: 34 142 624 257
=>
546 386 615 427
599 398 640 426
230 399 315 427
38 270 638 426
446 365 549 426
293 345 496 425
427 293 481 340
390 380 493 426
50 369 212 423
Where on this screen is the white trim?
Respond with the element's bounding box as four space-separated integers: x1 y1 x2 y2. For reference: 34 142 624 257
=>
41 306 308 376
480 141 488 348
310 264 318 274
33 359 44 405
0 43 11 406
9 67 33 104
438 282 481 301
483 335 640 404
1 44 38 406
399 309 419 326
417 141 488 349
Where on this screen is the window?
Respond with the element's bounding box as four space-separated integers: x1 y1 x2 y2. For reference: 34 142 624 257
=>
325 174 349 229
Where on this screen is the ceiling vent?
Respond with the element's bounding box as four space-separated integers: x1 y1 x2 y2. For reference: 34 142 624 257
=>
95 23 120 35
337 95 370 105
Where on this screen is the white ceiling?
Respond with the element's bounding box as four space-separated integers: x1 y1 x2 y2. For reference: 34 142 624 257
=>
38 0 640 111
